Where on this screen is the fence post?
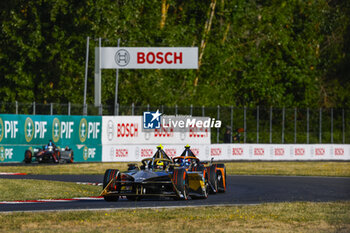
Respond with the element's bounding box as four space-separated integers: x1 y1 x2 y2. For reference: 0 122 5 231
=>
83 104 87 116
33 101 36 115
294 107 297 143
147 104 150 112
190 104 193 116
217 105 220 143
343 108 345 144
68 102 71 116
230 106 233 143
331 108 334 143
131 103 135 115
319 108 322 143
202 105 205 117
50 103 53 115
244 106 247 143
175 105 178 115
270 106 272 143
282 106 285 143
161 105 164 114
257 106 259 143
15 101 18 115
99 104 102 115
307 108 309 144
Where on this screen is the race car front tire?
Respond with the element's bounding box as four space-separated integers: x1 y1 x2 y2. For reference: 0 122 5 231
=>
24 150 32 163
172 168 189 200
208 165 218 194
216 164 227 193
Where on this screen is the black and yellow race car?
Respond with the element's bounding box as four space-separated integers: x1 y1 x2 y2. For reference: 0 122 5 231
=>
173 145 227 194
100 145 208 201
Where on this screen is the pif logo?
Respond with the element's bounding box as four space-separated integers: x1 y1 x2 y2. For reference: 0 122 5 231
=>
52 118 60 143
0 147 4 162
232 148 243 156
24 117 34 143
0 117 3 142
79 118 88 143
83 146 89 160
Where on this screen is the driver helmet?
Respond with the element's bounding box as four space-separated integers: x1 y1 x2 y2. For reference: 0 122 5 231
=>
156 160 164 169
184 158 191 167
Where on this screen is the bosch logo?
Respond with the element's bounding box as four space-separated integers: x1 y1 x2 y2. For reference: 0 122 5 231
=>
164 149 177 158
141 149 153 158
191 148 199 156
232 148 243 156
154 126 173 137
254 148 264 156
274 148 285 156
137 52 182 65
107 120 114 141
211 148 222 156
295 148 305 156
115 149 128 157
115 49 130 66
189 127 208 138
117 123 138 137
335 148 344 156
315 148 325 156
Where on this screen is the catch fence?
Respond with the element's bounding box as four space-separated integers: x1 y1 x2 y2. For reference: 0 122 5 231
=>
0 102 348 144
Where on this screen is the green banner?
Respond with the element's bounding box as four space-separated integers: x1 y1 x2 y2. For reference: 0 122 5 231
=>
0 114 102 162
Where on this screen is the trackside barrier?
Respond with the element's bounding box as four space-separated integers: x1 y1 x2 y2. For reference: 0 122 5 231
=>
102 144 350 162
0 114 102 162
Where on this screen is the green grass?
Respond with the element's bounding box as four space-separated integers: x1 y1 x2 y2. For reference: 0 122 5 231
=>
0 202 349 232
1 162 350 176
0 179 101 201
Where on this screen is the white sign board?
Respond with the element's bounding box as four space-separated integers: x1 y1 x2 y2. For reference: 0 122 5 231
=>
102 116 211 145
101 144 350 162
98 47 198 69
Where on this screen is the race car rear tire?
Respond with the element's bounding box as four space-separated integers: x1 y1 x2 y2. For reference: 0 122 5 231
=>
102 169 120 202
216 164 227 193
172 168 189 200
208 165 218 194
24 150 32 163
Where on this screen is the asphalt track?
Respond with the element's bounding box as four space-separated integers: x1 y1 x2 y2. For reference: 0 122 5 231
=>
0 175 349 212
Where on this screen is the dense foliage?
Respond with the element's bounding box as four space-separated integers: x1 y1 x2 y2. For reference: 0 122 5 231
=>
0 0 349 108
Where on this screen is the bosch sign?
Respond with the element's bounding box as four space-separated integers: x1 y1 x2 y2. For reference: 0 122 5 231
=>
99 47 198 69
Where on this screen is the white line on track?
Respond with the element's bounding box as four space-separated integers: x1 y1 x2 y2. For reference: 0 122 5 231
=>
0 203 263 214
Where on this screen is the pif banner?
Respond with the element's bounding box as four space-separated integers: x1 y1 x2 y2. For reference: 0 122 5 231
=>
0 114 102 162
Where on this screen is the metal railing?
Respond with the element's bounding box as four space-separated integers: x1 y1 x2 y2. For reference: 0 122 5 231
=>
0 102 348 144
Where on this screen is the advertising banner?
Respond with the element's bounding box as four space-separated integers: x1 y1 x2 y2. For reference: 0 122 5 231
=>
0 114 102 162
102 116 211 145
98 47 198 69
101 144 350 162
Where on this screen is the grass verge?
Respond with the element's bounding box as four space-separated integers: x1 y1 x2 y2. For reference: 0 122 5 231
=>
1 162 350 176
0 179 100 201
1 202 349 232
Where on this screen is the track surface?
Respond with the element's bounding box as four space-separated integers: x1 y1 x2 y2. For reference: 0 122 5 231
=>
0 175 349 212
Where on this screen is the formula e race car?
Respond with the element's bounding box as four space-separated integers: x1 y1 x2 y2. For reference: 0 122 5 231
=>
172 145 227 194
24 144 74 164
100 145 209 201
